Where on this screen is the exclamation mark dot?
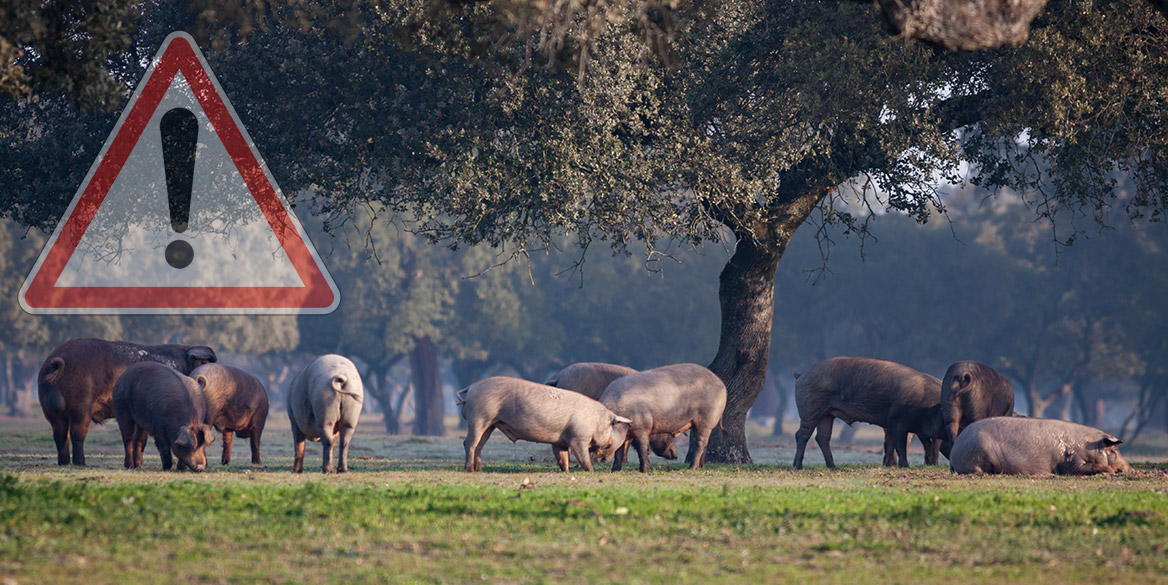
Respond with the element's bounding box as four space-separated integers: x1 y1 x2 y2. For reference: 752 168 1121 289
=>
161 108 197 269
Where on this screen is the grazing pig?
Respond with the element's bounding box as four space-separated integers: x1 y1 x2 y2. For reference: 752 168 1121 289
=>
600 363 727 473
459 377 632 472
288 354 364 474
545 362 638 399
544 362 679 460
950 417 1132 475
940 361 1015 458
113 362 214 472
192 363 270 466
37 338 217 466
793 357 945 469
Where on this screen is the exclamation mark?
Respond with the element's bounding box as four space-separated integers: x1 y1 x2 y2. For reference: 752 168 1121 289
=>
161 108 197 269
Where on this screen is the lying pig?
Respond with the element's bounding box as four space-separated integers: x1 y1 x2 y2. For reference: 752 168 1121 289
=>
544 362 679 461
950 417 1132 475
38 338 216 466
940 361 1014 458
793 356 945 469
600 363 727 473
192 363 270 466
459 376 632 472
288 354 364 474
113 362 214 472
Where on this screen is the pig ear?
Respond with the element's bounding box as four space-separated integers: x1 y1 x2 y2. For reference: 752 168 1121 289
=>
195 374 208 389
175 428 196 450
1102 435 1123 447
202 428 215 446
961 372 973 386
612 416 632 426
187 347 216 363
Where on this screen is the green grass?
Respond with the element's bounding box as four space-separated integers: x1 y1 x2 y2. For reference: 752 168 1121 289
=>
1 416 1166 585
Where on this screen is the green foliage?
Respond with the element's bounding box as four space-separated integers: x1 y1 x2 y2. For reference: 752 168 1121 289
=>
0 0 140 109
966 0 1168 224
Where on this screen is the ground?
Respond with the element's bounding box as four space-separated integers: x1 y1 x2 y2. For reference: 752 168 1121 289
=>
0 414 1165 585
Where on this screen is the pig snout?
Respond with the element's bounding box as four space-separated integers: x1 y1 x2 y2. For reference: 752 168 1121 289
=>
650 434 678 460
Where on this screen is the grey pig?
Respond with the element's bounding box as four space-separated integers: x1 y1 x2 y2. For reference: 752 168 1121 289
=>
545 362 637 400
113 362 214 472
460 376 632 472
950 417 1132 475
545 362 678 460
940 361 1014 458
288 354 364 474
793 356 945 469
38 338 216 466
192 363 270 466
600 363 727 473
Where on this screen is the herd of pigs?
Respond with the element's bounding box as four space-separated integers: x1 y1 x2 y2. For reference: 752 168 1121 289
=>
33 338 1133 476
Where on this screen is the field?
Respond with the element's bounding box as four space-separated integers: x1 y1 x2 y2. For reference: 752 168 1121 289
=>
1 415 1166 585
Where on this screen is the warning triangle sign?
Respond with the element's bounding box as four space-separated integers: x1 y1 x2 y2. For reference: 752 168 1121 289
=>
19 32 339 314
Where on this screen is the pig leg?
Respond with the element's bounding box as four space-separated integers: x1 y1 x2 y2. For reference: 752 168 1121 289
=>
630 429 652 473
221 430 233 465
464 421 494 472
249 426 263 465
133 428 148 468
119 420 138 469
814 416 836 469
568 439 594 472
892 429 911 468
319 425 337 474
611 439 630 472
881 430 898 466
49 418 70 466
337 425 355 473
553 445 570 472
793 417 819 469
923 437 940 465
473 426 494 472
68 413 92 466
292 427 307 474
156 436 174 471
687 425 713 470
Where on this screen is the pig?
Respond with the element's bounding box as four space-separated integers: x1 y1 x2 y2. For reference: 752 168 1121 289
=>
940 361 1015 458
288 354 364 474
600 363 727 473
792 356 946 469
37 338 217 466
459 376 632 472
950 417 1132 475
544 362 679 460
544 362 638 399
113 362 214 472
192 363 270 466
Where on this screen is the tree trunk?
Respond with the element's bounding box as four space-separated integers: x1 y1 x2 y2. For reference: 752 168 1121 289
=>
410 333 445 436
704 232 785 464
4 352 15 417
1022 379 1069 419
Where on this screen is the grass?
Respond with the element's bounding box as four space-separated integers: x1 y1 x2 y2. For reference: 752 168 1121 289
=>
0 414 1166 585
